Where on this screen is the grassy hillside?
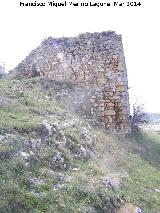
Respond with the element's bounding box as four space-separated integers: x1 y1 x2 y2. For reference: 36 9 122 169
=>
0 77 160 213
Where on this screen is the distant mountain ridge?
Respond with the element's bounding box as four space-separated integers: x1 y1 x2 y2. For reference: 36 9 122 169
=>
0 65 5 78
147 112 160 122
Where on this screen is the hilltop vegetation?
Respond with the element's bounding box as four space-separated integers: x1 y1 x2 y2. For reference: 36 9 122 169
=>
0 77 160 212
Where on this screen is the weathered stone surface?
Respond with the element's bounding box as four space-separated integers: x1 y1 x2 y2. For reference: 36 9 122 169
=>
118 204 142 213
10 31 130 133
104 110 116 116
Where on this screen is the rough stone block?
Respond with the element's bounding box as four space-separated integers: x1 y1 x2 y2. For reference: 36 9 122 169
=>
104 110 116 116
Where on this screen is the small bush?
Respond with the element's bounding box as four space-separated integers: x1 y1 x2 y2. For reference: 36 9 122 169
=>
130 104 149 135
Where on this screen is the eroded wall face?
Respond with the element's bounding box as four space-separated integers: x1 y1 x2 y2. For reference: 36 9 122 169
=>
13 31 130 132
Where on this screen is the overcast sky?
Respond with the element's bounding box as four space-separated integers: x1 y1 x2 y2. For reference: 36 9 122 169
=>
0 0 160 113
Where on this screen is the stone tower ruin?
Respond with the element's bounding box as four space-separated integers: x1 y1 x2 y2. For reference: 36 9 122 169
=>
12 31 130 132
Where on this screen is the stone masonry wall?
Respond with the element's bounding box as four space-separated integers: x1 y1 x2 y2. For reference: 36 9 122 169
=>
12 31 130 132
